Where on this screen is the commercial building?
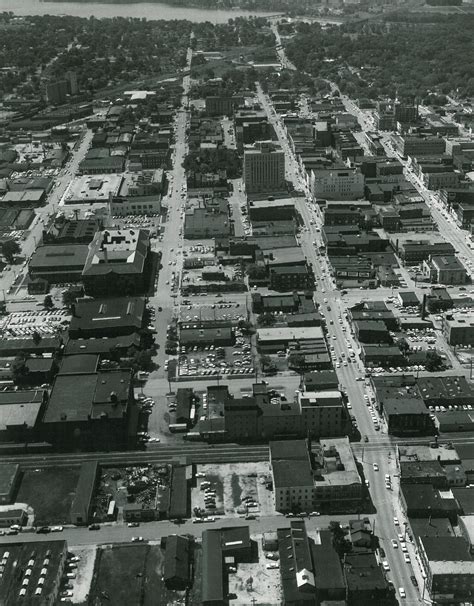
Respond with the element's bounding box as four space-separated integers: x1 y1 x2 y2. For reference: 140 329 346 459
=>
0 539 68 605
270 438 362 513
68 297 145 339
109 194 161 216
418 536 474 604
381 398 431 436
393 134 446 157
270 440 314 512
423 254 468 285
443 311 474 346
205 95 243 116
201 526 252 605
297 390 348 438
311 167 364 201
46 80 68 105
82 229 151 297
343 550 392 606
277 521 346 605
163 534 192 590
28 244 89 285
42 360 135 450
394 234 455 265
257 326 324 354
243 141 286 194
0 389 47 444
0 463 20 504
400 484 460 522
312 438 362 511
43 218 100 245
179 320 233 346
70 461 100 525
269 264 314 292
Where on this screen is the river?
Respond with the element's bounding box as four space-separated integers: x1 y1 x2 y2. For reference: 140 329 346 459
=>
0 0 278 22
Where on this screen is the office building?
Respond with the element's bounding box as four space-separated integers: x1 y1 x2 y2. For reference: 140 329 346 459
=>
243 141 285 194
46 80 68 105
311 167 364 200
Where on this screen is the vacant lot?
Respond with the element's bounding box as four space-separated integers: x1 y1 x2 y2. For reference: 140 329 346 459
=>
89 544 147 606
228 552 282 605
16 467 80 525
88 543 186 606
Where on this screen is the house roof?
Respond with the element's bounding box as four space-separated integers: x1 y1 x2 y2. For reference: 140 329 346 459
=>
82 229 149 277
164 535 190 583
69 297 145 335
202 530 224 604
29 244 89 269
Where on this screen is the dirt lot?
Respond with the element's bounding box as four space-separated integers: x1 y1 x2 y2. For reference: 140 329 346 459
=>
69 546 97 605
228 549 282 606
87 543 186 606
16 467 80 525
191 462 274 519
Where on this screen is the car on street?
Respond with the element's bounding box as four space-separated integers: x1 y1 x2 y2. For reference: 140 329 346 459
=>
410 575 418 587
36 526 51 534
373 463 379 471
88 524 100 531
404 553 410 563
132 536 144 542
393 517 399 526
51 526 63 532
128 522 140 527
391 539 398 548
399 587 406 599
382 561 390 571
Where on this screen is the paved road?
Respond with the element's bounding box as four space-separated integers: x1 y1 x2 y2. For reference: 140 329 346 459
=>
255 33 424 598
0 512 371 549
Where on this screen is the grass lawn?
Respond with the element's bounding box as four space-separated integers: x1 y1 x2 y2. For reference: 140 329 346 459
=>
16 467 80 525
143 545 186 606
90 545 147 606
90 544 186 606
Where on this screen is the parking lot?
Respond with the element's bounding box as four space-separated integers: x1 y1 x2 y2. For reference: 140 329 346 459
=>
1 308 70 337
191 462 274 521
176 329 255 379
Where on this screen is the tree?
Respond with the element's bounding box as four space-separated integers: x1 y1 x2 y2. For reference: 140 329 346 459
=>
62 288 77 309
260 355 277 374
246 264 267 280
32 330 42 346
425 351 443 372
12 354 29 384
43 295 54 309
257 312 276 327
288 353 305 371
237 319 255 335
131 349 157 373
2 239 21 264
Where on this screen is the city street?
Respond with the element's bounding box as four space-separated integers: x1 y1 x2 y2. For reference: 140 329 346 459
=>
0 512 372 549
256 66 423 601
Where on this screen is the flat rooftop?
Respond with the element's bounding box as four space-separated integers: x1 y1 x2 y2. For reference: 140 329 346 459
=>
62 174 123 205
257 326 324 342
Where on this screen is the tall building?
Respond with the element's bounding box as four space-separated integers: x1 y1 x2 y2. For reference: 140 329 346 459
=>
243 141 286 194
66 70 78 95
310 167 364 200
46 80 68 105
394 101 419 124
